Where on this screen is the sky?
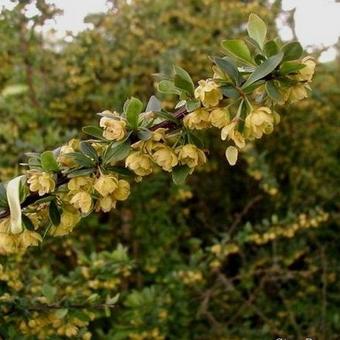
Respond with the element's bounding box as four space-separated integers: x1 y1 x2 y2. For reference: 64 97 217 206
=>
1 0 339 62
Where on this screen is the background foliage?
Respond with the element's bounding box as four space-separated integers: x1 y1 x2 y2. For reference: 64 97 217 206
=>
0 0 339 339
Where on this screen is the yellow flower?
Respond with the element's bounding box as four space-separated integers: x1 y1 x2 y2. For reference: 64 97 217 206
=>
70 191 93 214
125 151 153 176
27 172 55 196
177 144 206 168
296 57 316 82
51 209 81 236
183 108 210 130
225 146 238 166
285 84 308 103
0 219 17 254
68 176 93 192
221 121 246 149
113 180 131 201
17 230 42 250
99 117 126 141
94 175 118 196
194 79 223 107
152 145 178 172
58 145 76 168
97 195 116 213
209 108 230 128
132 128 168 154
245 107 274 139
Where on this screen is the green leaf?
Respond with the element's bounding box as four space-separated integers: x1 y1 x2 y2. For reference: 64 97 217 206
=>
137 128 152 141
49 200 61 226
265 81 281 101
68 152 95 168
82 125 105 140
124 97 143 129
247 13 267 49
22 214 35 230
41 151 59 172
174 66 194 95
280 61 305 75
66 168 95 178
42 284 57 302
221 39 254 65
0 183 8 208
264 40 279 57
154 110 179 124
55 309 68 319
282 42 303 61
158 80 181 95
242 80 265 94
103 141 131 164
80 141 98 163
172 166 191 185
185 99 201 112
214 57 241 85
221 85 240 98
103 166 134 177
254 54 266 65
242 52 283 89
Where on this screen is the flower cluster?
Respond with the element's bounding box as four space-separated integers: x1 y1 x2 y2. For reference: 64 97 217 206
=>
0 14 316 254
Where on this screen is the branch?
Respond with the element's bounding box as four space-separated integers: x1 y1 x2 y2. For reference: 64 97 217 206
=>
0 106 188 220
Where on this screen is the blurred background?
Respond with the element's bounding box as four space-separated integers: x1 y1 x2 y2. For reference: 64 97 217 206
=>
0 0 339 338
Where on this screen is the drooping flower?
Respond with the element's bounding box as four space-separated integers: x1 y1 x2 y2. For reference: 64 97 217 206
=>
284 84 308 103
245 107 274 139
209 108 230 128
177 144 207 169
125 151 153 176
221 121 246 149
70 191 93 214
113 180 131 201
152 145 178 172
27 172 55 196
68 176 93 192
94 175 119 197
183 108 210 130
100 116 126 141
51 209 81 236
194 80 223 107
296 57 316 82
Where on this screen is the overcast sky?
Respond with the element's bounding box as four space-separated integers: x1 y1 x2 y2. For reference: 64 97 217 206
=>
1 0 339 61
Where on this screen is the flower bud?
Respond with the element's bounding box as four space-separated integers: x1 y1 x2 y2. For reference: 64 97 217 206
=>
125 151 153 176
27 172 55 196
194 79 223 107
152 145 178 172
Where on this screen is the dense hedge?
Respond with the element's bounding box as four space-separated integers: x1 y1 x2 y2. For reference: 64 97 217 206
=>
0 0 339 339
